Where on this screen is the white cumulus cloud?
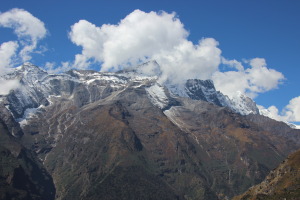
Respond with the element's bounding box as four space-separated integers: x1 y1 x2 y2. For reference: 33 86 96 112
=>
0 8 47 64
68 9 221 84
283 96 300 122
154 38 221 84
212 58 284 98
259 96 300 123
66 9 286 105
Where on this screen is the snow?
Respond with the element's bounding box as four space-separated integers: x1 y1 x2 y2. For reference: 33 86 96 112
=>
0 63 269 127
166 81 259 116
227 91 258 115
145 83 169 109
100 75 127 83
165 83 189 98
86 79 96 84
295 125 300 129
286 122 300 129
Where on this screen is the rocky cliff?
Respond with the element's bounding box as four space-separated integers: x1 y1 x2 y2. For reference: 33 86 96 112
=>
233 149 300 200
0 63 300 200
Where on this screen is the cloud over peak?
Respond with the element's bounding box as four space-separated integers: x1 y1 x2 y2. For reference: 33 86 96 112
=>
1 8 298 122
68 9 286 99
69 10 189 69
68 9 221 84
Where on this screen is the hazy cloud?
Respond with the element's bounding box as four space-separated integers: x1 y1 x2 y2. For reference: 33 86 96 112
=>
44 61 73 74
221 57 244 71
0 8 47 63
0 79 20 95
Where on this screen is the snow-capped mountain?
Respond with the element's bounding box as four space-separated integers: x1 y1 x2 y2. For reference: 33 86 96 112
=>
166 78 259 115
0 62 259 124
1 63 300 200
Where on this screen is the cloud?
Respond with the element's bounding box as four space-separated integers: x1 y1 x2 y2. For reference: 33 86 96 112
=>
68 9 221 84
67 9 284 100
221 57 244 71
0 79 20 95
44 61 73 74
154 38 221 84
259 96 300 123
0 8 47 63
212 58 284 98
283 96 300 121
258 105 286 121
0 41 19 74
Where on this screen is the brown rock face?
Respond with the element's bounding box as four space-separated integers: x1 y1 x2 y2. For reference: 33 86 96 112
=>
164 98 298 198
18 83 300 200
1 65 300 199
233 149 300 200
21 86 218 199
0 119 55 200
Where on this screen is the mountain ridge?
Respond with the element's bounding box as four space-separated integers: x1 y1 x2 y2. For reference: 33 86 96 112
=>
0 63 300 200
1 62 260 120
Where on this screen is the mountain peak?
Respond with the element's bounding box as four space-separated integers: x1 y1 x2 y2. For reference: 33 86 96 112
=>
165 78 259 115
17 62 45 72
184 79 223 106
2 63 260 117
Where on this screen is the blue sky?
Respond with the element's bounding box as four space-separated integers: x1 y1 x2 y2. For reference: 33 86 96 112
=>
1 0 300 122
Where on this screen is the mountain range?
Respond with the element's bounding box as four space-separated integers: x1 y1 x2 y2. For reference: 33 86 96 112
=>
0 62 299 200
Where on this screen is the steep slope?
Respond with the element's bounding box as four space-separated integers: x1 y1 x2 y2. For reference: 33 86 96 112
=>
20 82 218 200
1 63 300 200
0 119 55 200
233 149 300 200
167 79 259 116
19 81 300 199
164 98 298 198
246 114 300 145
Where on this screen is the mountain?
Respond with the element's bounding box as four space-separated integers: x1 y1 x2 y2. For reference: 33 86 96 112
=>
233 149 300 200
0 63 300 200
0 118 55 200
166 78 259 116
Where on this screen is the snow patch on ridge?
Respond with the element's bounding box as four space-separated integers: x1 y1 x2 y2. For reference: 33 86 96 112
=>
166 80 259 116
146 83 169 109
226 91 259 115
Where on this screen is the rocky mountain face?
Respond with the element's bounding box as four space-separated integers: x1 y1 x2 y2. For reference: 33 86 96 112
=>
0 118 55 200
183 79 259 115
233 149 300 200
0 63 300 200
166 78 259 116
